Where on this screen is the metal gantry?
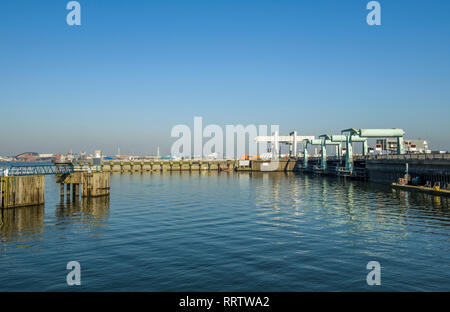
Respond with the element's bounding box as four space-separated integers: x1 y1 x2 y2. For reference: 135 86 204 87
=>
317 135 342 170
341 128 405 172
302 138 322 169
255 132 315 158
1 164 74 176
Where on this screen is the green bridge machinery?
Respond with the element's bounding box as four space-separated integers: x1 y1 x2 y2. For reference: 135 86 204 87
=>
303 135 368 171
340 128 405 174
329 135 368 156
316 135 342 171
329 134 369 167
302 138 323 169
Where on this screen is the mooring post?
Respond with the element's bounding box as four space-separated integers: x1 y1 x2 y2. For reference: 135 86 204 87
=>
72 183 79 201
66 183 71 200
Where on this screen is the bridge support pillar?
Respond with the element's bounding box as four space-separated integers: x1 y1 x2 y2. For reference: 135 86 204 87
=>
60 183 65 198
72 183 79 201
66 183 71 200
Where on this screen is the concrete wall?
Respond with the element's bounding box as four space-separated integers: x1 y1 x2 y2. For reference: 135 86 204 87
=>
366 157 450 184
244 155 450 186
0 175 45 208
101 160 238 172
237 159 297 172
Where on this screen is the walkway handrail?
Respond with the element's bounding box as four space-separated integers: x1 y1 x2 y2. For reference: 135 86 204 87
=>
0 164 74 176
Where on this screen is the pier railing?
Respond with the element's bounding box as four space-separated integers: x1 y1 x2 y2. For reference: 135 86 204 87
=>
0 163 102 177
73 164 102 173
0 164 75 176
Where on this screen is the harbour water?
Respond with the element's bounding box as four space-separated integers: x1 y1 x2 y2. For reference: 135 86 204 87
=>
0 172 449 291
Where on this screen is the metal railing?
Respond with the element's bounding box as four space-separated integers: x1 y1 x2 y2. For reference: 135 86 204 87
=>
0 164 75 176
73 164 102 173
295 154 450 163
362 154 450 161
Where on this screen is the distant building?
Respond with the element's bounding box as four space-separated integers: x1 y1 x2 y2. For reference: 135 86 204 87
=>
0 156 13 162
376 139 430 154
15 152 39 161
116 155 134 160
36 153 56 161
94 150 102 159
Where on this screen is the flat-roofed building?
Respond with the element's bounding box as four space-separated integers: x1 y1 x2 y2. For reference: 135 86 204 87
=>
376 139 429 154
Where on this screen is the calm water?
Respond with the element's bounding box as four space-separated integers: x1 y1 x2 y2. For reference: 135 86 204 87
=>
0 172 449 291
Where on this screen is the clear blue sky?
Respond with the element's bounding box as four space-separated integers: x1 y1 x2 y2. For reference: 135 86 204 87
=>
0 0 449 155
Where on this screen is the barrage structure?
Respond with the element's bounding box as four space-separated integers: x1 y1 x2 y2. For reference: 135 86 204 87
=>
2 127 449 208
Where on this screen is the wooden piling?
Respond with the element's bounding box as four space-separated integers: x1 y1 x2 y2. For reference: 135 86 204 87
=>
66 183 71 200
57 172 110 198
72 183 80 201
0 175 45 209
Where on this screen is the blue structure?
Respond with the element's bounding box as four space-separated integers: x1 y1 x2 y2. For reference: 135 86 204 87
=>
1 164 74 176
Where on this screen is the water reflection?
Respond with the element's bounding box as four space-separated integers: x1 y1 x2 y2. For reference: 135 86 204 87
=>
392 189 450 216
55 196 110 226
1 172 450 291
0 205 45 241
0 196 110 245
250 172 450 240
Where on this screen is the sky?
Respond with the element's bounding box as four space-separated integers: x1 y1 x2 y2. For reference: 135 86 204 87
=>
0 0 449 156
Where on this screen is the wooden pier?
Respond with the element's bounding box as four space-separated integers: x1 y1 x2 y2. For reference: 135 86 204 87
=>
1 167 110 209
0 175 45 209
56 171 110 200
